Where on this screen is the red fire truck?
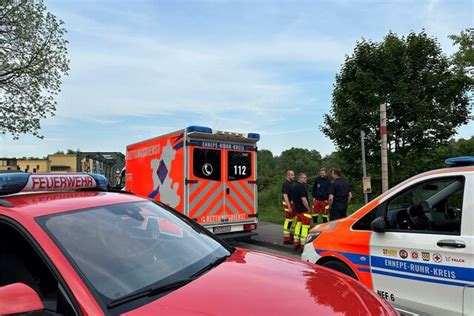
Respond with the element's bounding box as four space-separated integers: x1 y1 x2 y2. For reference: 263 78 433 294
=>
121 126 259 239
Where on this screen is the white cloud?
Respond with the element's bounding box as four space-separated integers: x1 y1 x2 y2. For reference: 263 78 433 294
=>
3 0 470 159
51 5 351 125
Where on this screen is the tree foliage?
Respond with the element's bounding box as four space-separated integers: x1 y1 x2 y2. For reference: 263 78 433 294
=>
0 0 69 138
449 28 474 70
257 148 323 219
257 137 474 222
322 31 472 185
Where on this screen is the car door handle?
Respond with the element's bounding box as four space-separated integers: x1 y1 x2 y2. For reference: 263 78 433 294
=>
437 240 466 249
226 188 230 195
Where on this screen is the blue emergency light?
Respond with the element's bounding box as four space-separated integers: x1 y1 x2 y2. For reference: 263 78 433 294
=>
444 156 474 167
187 125 213 134
0 172 108 196
247 133 260 140
0 173 30 196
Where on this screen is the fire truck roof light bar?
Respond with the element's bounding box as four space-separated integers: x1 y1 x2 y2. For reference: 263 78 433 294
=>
0 173 108 196
445 156 474 167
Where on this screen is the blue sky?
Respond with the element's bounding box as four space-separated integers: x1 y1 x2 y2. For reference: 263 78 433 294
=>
1 0 472 157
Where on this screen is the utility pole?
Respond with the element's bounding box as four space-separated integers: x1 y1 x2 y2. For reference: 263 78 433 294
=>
360 131 369 204
380 103 389 192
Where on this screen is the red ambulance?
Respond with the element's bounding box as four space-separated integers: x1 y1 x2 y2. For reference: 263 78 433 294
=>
123 126 259 239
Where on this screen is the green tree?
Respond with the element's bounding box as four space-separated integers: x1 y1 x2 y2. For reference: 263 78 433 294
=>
0 0 69 138
257 139 473 223
432 136 474 168
257 149 277 191
449 28 474 70
276 147 322 180
322 31 472 187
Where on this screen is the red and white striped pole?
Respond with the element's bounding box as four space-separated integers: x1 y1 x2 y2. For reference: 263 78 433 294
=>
380 103 389 192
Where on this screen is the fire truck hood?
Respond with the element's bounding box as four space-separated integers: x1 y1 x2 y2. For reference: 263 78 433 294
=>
123 248 395 315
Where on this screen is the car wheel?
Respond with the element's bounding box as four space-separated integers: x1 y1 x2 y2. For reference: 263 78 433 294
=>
322 260 357 279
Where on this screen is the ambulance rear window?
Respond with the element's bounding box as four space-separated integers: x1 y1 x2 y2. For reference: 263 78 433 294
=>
193 148 221 181
228 151 252 181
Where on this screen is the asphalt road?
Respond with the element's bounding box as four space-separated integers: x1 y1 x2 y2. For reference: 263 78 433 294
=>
230 241 301 259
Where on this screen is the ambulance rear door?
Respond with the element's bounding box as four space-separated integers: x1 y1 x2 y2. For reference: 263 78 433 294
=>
186 144 226 226
225 147 257 224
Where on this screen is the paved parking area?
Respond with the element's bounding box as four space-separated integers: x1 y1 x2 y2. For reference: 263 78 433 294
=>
228 221 302 259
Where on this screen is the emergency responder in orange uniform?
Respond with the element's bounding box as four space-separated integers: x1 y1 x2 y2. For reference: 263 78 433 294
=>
291 173 312 249
312 168 331 223
328 168 352 221
282 170 296 244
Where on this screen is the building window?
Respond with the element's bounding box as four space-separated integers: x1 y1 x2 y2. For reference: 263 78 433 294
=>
51 166 71 172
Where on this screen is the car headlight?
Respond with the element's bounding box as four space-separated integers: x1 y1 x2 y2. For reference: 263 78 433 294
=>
305 231 321 244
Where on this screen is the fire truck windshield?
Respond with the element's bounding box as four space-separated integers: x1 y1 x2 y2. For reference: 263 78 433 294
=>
36 200 231 308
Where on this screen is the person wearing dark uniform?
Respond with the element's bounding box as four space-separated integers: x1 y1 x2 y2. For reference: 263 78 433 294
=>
312 168 331 224
328 168 352 221
282 170 296 244
291 173 312 249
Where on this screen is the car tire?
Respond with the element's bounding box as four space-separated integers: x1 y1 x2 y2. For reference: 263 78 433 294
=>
322 260 357 279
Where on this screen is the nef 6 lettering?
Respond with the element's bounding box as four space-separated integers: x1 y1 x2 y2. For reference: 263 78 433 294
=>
377 290 395 302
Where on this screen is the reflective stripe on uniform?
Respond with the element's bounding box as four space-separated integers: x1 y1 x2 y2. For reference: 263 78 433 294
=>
293 221 302 245
300 224 310 244
283 218 292 237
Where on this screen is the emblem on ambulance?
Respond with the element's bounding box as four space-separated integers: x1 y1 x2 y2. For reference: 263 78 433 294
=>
421 252 430 261
432 253 443 263
202 163 213 176
411 251 419 260
382 248 397 257
399 249 408 259
150 140 180 208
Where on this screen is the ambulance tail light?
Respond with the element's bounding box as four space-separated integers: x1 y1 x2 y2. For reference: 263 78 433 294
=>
244 223 257 231
305 231 321 244
0 172 108 196
187 126 212 134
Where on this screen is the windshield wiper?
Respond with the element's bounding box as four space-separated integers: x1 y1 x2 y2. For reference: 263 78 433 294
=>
107 254 230 309
190 254 230 279
107 278 194 309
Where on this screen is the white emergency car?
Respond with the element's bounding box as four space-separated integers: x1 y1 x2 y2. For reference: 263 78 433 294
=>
302 157 474 316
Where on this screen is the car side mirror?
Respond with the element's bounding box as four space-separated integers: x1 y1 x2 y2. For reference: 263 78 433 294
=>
0 283 44 315
370 216 386 233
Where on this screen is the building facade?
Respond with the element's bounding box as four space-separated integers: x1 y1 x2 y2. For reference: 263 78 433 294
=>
4 152 125 184
0 158 18 172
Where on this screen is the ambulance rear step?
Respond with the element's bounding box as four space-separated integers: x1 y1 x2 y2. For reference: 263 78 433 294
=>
216 231 258 241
